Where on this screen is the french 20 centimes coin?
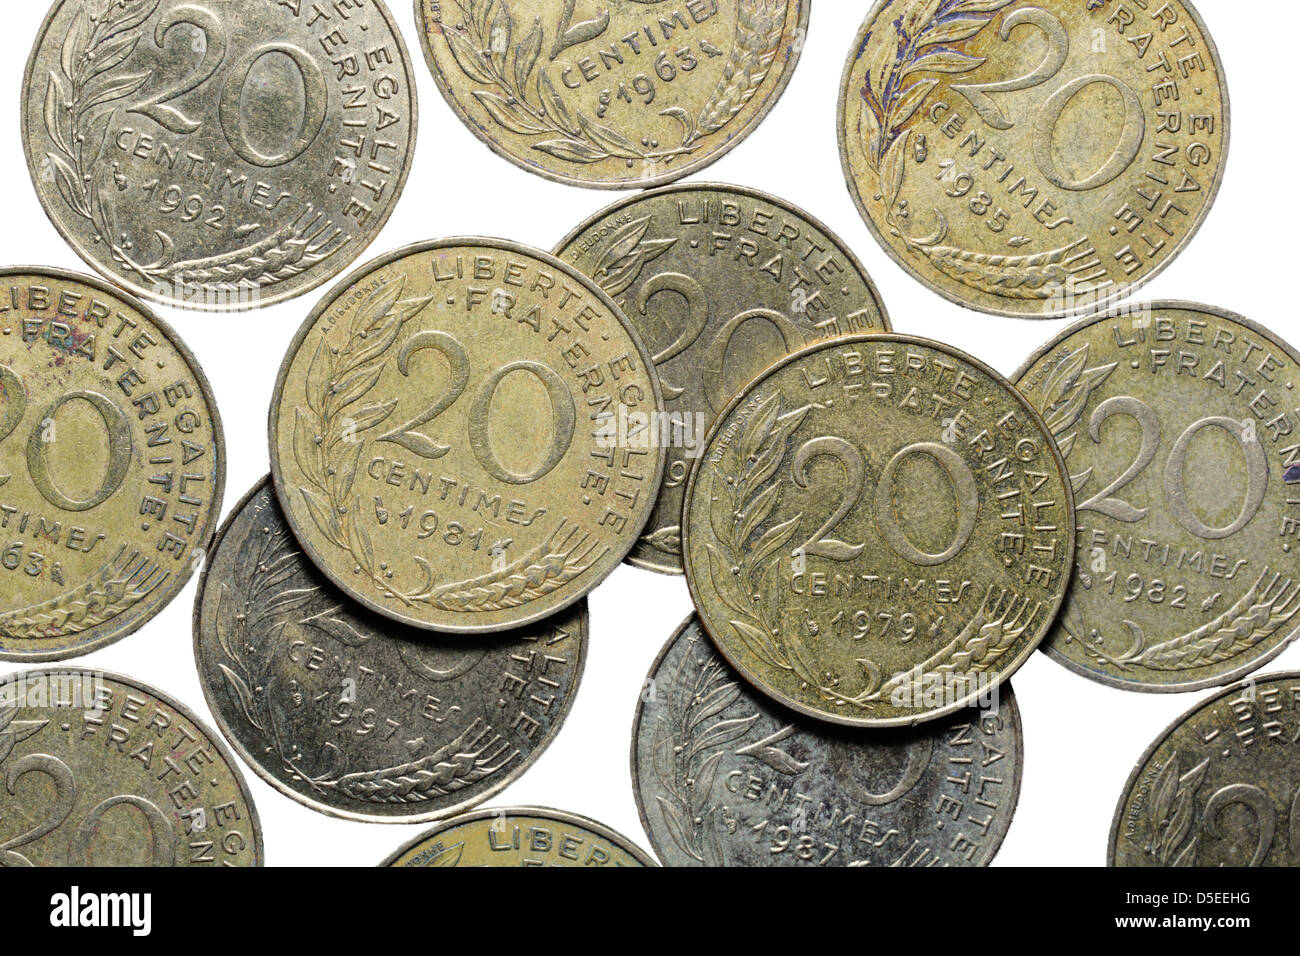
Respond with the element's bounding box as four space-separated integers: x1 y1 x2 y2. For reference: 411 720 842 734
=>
381 806 655 866
1015 304 1300 693
682 333 1074 728
269 239 665 634
23 0 418 311
633 615 1023 866
838 0 1228 318
194 477 588 822
414 0 810 189
0 268 225 662
1110 671 1300 867
0 668 262 866
555 183 891 574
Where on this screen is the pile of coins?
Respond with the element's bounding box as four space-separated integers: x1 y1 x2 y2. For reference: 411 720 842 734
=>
0 0 1294 868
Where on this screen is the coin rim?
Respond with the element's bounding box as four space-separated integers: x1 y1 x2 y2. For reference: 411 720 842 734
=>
835 0 1232 320
1106 669 1300 866
192 476 590 823
554 180 894 574
267 236 667 634
412 0 812 190
377 804 658 866
0 666 264 865
0 265 227 662
1013 301 1300 693
21 0 421 313
680 331 1076 728
629 612 1026 865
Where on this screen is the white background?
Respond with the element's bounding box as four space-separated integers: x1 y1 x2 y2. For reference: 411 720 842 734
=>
1 0 1291 867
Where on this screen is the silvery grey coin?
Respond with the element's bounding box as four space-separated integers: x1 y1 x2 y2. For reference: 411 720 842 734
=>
631 615 1023 866
193 477 587 823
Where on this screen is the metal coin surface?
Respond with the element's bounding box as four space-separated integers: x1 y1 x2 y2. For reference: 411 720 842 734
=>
555 183 891 574
194 477 588 822
0 668 262 866
269 238 665 634
381 806 655 866
23 0 418 311
1110 671 1300 867
414 0 810 189
1016 305 1300 693
682 333 1074 727
838 0 1228 318
0 268 224 662
632 615 1022 866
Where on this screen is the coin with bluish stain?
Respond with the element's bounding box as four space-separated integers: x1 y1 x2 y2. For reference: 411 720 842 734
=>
1015 304 1300 693
0 668 262 866
632 615 1023 866
1110 671 1300 867
381 806 655 866
23 0 418 311
682 333 1074 727
0 268 224 662
268 238 665 634
555 183 890 574
414 0 810 189
194 477 588 823
838 0 1228 318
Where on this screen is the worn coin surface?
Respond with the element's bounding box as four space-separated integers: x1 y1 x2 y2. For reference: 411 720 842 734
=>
682 333 1073 727
23 0 418 311
381 806 655 866
633 615 1022 866
194 477 587 823
0 668 262 866
0 268 224 662
555 183 891 574
269 238 665 634
838 0 1228 318
1110 671 1300 867
1016 305 1300 693
414 0 809 189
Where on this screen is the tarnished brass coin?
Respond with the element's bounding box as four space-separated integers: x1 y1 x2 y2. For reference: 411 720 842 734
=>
839 0 1228 318
0 668 262 866
682 333 1074 727
555 183 891 574
194 477 588 822
0 268 224 662
632 615 1023 866
1016 304 1300 693
381 806 655 866
23 0 418 311
269 238 665 634
415 0 809 189
1110 671 1300 867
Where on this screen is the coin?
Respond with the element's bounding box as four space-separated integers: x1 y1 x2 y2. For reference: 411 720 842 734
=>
1110 671 1300 867
1015 304 1300 693
414 0 809 189
0 668 262 866
269 238 665 634
381 806 654 866
0 268 224 662
632 615 1023 866
194 477 588 823
23 0 418 311
555 183 891 574
682 333 1073 727
838 0 1228 319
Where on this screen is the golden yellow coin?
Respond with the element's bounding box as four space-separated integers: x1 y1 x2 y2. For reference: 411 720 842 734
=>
0 268 224 661
839 0 1228 318
682 333 1074 727
269 239 665 634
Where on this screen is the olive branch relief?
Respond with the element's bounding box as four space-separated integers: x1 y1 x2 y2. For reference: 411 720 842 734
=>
442 0 788 170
